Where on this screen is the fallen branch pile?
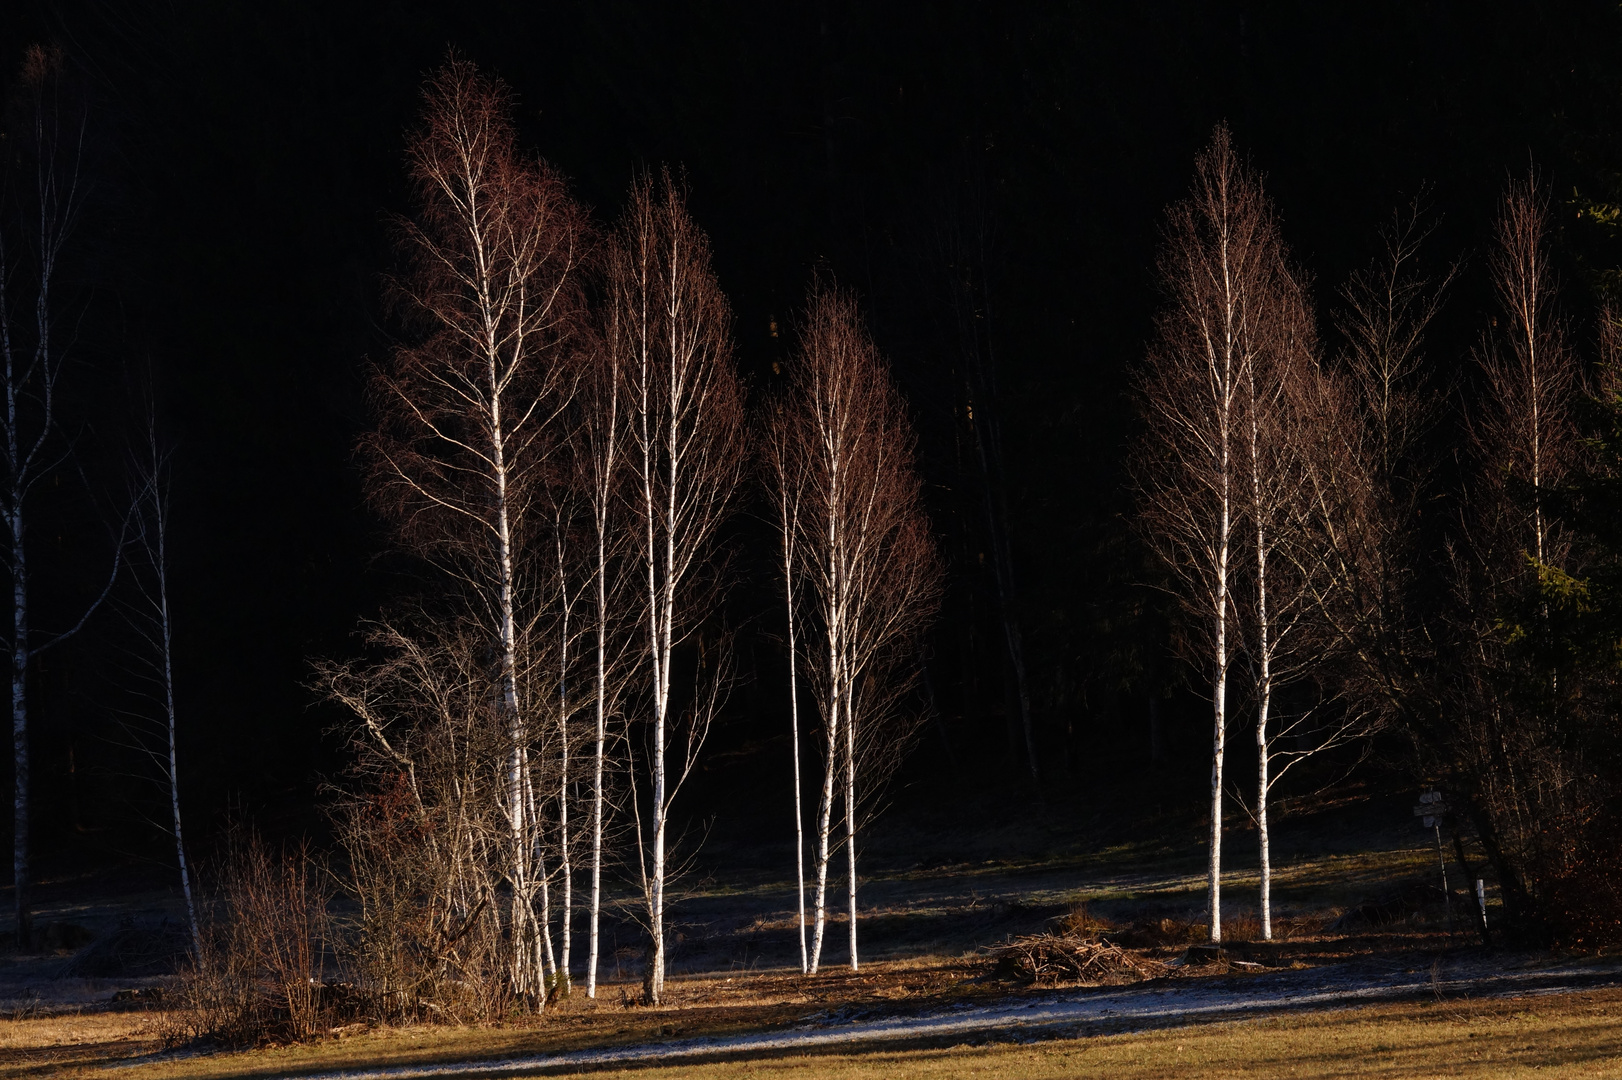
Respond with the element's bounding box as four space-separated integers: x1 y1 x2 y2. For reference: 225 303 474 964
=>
989 931 1167 985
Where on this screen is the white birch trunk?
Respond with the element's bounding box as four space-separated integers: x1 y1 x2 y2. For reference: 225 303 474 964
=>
783 512 808 974
538 841 558 981
556 535 572 990
844 671 858 971
1208 444 1229 946
807 702 837 974
4 283 34 949
632 332 675 1004
1256 667 1271 941
9 510 27 950
488 339 538 1002
586 356 619 1000
647 346 682 1003
1247 364 1275 944
807 470 842 975
1251 453 1274 943
587 598 606 998
0 98 98 950
587 471 611 998
617 180 740 1004
149 468 201 958
771 434 810 974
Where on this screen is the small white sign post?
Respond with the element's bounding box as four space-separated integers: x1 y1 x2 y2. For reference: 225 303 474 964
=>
1414 791 1452 930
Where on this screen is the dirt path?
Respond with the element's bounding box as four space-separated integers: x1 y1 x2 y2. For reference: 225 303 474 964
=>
268 953 1622 1079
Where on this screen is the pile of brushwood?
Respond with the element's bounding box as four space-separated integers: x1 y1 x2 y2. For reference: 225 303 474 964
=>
989 930 1167 985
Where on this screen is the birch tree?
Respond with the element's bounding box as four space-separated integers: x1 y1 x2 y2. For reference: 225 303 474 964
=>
121 406 201 958
762 398 810 973
0 44 122 946
1446 173 1586 920
1237 275 1391 941
361 59 585 1004
1294 208 1452 790
575 312 635 999
1475 174 1579 576
1135 128 1289 944
541 486 588 991
779 284 941 973
1239 278 1310 943
611 171 744 1004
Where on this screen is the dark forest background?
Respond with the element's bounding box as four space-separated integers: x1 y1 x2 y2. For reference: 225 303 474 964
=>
4 0 1622 873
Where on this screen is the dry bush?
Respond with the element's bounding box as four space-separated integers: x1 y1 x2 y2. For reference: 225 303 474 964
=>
1515 808 1622 949
1222 910 1263 942
324 621 533 1024
167 834 349 1047
1111 914 1207 949
1054 902 1118 937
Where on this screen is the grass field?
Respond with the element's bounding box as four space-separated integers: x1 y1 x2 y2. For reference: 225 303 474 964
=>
593 990 1622 1080
2 984 1619 1078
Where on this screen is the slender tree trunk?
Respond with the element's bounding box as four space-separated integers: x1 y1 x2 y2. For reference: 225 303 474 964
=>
1256 680 1271 941
556 537 572 991
844 673 858 971
1247 365 1275 944
10 516 27 951
1253 480 1274 942
585 351 619 1001
493 395 534 998
151 479 200 958
808 673 838 974
782 507 809 973
1209 481 1229 945
538 837 558 982
1253 456 1273 942
558 702 571 990
4 309 33 950
587 512 609 997
809 453 843 977
636 359 675 1003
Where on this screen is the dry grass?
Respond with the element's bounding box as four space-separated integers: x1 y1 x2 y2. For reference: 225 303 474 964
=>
5 976 1621 1078
0 959 987 1078
0 1010 169 1078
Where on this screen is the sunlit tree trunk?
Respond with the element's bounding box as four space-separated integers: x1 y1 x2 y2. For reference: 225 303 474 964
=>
1209 498 1229 945
844 667 859 970
764 409 810 972
808 648 838 974
583 347 621 999
554 525 574 991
